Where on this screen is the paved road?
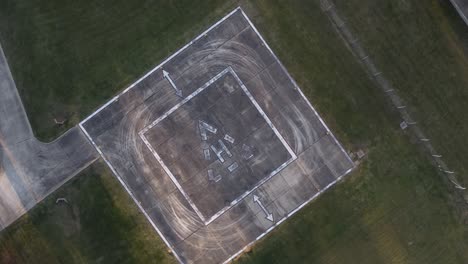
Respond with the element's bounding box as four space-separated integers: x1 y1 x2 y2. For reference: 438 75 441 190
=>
450 0 468 26
0 44 98 230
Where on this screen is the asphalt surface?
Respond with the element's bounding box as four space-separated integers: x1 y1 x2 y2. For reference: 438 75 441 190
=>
81 8 354 264
0 44 98 230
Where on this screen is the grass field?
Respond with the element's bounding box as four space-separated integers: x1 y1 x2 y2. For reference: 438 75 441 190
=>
1 0 468 263
0 161 175 264
235 0 468 263
0 0 237 141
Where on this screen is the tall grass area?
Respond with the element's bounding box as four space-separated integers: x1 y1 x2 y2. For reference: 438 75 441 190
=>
0 0 236 141
1 0 468 263
0 162 175 264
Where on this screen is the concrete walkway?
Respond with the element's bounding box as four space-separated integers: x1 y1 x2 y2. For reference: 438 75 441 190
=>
0 44 98 230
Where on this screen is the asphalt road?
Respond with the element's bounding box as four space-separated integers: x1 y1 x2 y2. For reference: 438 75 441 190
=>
0 44 98 230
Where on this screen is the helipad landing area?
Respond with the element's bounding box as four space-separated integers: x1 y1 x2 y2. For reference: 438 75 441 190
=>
140 68 295 224
80 7 354 264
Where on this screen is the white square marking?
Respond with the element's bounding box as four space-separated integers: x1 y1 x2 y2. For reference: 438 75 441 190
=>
139 67 296 225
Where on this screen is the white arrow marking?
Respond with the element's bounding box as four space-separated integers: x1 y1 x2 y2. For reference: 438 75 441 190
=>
163 70 182 97
199 120 217 141
253 195 273 222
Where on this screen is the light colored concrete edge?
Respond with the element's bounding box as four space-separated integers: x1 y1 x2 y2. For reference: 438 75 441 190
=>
449 0 468 26
0 44 33 137
228 67 297 160
79 6 356 264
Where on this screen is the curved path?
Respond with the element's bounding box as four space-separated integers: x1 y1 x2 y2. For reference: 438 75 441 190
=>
0 44 98 230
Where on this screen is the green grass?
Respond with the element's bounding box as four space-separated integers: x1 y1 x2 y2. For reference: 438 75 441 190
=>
0 0 237 141
2 0 468 263
0 162 175 264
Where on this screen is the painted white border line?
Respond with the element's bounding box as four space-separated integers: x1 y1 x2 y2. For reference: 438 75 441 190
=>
449 0 468 26
139 68 233 224
79 123 184 264
80 7 242 125
203 67 298 225
140 67 297 226
140 133 207 222
78 6 356 264
223 167 354 264
140 68 230 135
77 9 245 264
238 8 354 166
229 68 296 160
221 9 357 264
